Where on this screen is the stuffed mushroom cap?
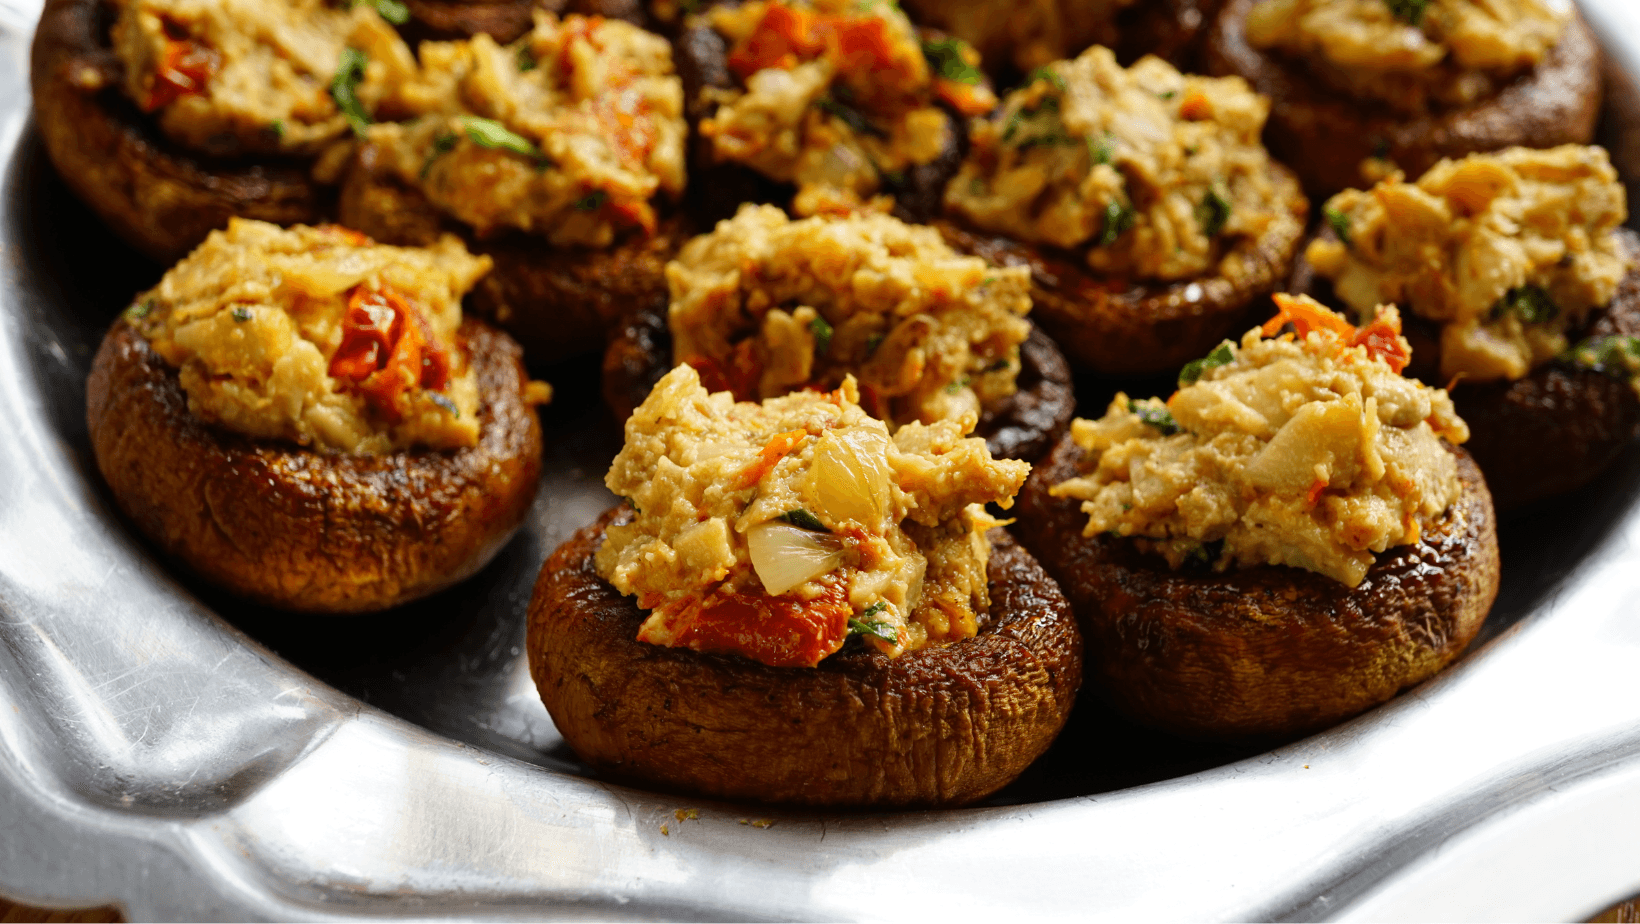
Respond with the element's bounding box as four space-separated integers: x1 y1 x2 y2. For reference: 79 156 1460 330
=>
1015 294 1499 739
88 220 547 612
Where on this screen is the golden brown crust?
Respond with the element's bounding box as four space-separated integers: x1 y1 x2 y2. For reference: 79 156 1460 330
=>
29 0 330 264
87 319 543 614
1203 0 1602 201
338 140 688 363
599 310 1076 460
527 509 1084 808
1292 228 1640 512
1013 434 1499 742
932 159 1308 378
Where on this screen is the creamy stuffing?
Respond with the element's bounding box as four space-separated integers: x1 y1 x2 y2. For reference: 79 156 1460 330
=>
1244 0 1571 112
946 47 1301 282
111 0 411 155
366 12 687 248
126 219 497 454
668 205 1033 428
1050 295 1468 587
1308 145 1629 382
696 0 995 216
597 364 1029 667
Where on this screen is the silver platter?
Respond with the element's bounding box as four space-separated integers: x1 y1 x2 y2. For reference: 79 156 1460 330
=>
4 1 1640 918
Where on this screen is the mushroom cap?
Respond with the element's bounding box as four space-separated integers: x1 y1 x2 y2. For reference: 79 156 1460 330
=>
87 318 543 614
527 510 1084 808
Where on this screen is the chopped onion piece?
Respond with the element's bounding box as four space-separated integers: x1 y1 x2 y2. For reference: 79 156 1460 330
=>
747 521 844 596
808 426 891 528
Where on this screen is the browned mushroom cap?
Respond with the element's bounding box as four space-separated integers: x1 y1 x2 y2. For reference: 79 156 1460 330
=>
338 141 689 364
30 0 331 264
672 13 979 227
599 309 1075 460
1291 228 1640 513
932 159 1307 378
1014 435 1500 743
527 510 1084 808
87 319 543 614
1203 0 1602 202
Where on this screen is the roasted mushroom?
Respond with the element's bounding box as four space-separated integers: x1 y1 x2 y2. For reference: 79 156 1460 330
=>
673 0 993 225
1204 0 1601 200
529 365 1081 807
600 206 1075 460
1297 146 1640 510
87 220 546 613
338 11 689 362
939 47 1308 377
1014 296 1500 741
28 0 383 261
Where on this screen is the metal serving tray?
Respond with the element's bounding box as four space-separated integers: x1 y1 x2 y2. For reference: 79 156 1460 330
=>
4 1 1640 918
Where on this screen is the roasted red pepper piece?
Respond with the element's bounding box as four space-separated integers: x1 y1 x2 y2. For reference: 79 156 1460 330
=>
641 579 853 668
328 284 453 420
142 35 219 112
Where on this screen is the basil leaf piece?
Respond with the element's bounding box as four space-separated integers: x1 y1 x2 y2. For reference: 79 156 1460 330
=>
809 315 833 355
778 509 829 532
462 116 547 164
517 46 538 72
848 617 899 644
1131 401 1179 436
574 189 608 212
124 298 156 321
1324 207 1352 247
373 0 409 24
230 306 252 322
1563 335 1640 379
1024 65 1066 91
1490 285 1558 324
1088 131 1117 166
1099 198 1136 247
1197 184 1231 238
330 48 371 138
1178 341 1234 386
921 37 982 85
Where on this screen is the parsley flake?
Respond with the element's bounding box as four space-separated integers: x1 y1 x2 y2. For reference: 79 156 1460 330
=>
330 48 371 138
1178 341 1234 386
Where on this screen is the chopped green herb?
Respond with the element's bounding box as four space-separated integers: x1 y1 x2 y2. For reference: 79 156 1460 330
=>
1098 198 1136 247
574 189 608 212
860 600 889 620
330 48 371 138
123 298 156 321
428 392 459 417
373 0 409 24
462 116 547 166
1197 184 1231 238
1130 400 1178 435
984 356 1012 373
809 315 833 355
921 37 982 85
1563 334 1640 380
848 615 898 644
1385 0 1428 25
622 496 642 514
1088 132 1117 166
1024 65 1066 91
968 177 985 195
1001 95 1060 143
1186 539 1225 567
1324 206 1352 247
421 129 459 178
1178 341 1234 386
1158 89 1178 100
865 332 885 355
1490 285 1558 324
779 509 829 532
816 96 884 138
269 119 285 139
517 45 538 72
944 375 972 394
230 306 252 323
